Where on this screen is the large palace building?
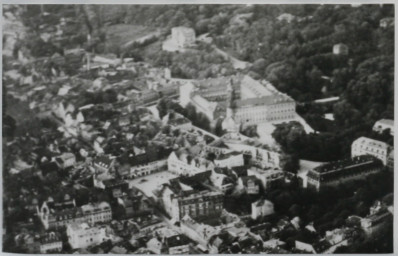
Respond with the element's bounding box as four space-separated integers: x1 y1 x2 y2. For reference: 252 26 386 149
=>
179 74 296 125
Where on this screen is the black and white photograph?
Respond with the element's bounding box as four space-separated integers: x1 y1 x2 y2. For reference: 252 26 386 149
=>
2 2 395 254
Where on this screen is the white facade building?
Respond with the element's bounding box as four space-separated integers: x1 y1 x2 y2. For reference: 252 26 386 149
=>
351 137 392 165
214 152 244 168
128 160 167 179
167 151 214 176
66 223 106 249
251 199 274 219
248 167 284 190
178 75 296 124
226 142 281 168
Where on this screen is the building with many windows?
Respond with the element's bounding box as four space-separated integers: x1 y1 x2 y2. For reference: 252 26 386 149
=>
306 155 383 191
167 151 214 176
37 198 112 230
247 167 284 190
179 74 296 125
214 151 244 169
159 175 223 221
351 137 393 165
39 232 63 253
66 223 107 249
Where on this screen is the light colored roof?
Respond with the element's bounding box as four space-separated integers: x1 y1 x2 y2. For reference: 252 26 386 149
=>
353 136 390 150
375 119 394 127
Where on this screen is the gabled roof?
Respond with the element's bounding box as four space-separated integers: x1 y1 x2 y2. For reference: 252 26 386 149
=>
93 155 114 169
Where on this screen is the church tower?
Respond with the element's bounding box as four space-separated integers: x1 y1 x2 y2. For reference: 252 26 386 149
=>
222 79 240 133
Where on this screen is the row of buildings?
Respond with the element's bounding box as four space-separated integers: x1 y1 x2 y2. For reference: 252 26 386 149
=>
306 132 394 191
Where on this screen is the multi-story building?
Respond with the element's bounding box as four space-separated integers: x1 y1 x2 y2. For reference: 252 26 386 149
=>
171 27 196 48
306 155 383 191
351 137 392 165
179 74 296 124
226 141 281 168
248 167 284 190
37 199 112 230
168 151 214 176
203 139 233 157
373 119 394 136
127 159 167 179
160 177 223 221
214 151 244 168
233 95 295 124
39 232 63 253
66 223 107 249
251 199 274 220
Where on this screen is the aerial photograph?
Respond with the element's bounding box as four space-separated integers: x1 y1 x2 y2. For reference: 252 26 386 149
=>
2 4 394 254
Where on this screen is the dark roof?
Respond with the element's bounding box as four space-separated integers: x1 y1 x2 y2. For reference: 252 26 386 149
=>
234 94 293 108
216 151 242 160
93 155 114 168
312 240 332 253
40 161 60 175
39 232 61 244
314 155 379 174
231 166 248 177
208 139 229 149
241 176 260 186
308 155 383 182
166 235 190 248
103 179 128 188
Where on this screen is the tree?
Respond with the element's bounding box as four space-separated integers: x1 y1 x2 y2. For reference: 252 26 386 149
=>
279 153 299 174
